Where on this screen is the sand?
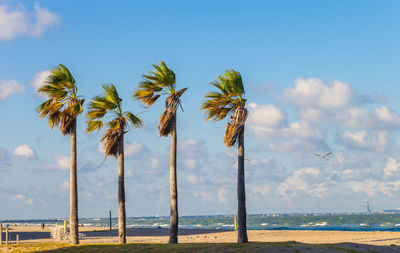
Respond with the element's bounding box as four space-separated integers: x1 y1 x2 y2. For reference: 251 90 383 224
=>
2 225 400 246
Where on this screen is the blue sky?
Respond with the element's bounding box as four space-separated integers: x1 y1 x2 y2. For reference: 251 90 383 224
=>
1 0 400 219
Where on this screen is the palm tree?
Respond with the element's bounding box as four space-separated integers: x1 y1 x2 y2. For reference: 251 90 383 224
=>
133 61 187 244
86 84 142 244
201 69 249 243
37 64 84 244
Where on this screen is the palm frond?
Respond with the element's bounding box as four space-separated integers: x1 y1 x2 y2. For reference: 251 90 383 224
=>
134 61 176 108
87 120 103 133
126 112 143 128
202 69 248 147
87 84 142 157
37 64 83 135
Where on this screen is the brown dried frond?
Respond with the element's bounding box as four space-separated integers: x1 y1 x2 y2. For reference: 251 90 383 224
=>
100 119 126 157
224 107 248 147
100 128 120 157
158 95 179 137
60 112 75 136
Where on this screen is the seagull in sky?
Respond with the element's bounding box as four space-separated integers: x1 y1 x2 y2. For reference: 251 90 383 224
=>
314 152 332 158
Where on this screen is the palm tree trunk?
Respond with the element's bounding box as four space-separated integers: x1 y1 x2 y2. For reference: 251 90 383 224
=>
70 120 79 244
118 134 126 244
169 115 178 244
237 126 248 243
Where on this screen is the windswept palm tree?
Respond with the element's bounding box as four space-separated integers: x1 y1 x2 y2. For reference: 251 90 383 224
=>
37 64 84 244
133 61 187 244
201 69 249 243
86 84 142 244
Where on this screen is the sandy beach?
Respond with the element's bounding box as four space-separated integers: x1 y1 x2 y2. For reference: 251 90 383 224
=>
2 226 400 246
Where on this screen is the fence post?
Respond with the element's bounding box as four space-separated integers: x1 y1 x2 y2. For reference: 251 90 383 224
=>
0 225 2 245
17 234 19 244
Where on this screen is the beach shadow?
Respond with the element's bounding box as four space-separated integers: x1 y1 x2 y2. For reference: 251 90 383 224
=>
84 228 232 238
2 231 51 240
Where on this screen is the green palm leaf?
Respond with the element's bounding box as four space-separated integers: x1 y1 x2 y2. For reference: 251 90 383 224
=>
87 84 143 157
37 64 84 136
201 69 248 146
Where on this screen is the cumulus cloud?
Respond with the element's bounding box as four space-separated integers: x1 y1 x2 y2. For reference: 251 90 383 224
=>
186 174 204 184
384 158 400 176
179 138 207 170
0 79 25 100
247 103 286 128
342 130 388 151
184 158 197 169
276 167 328 198
150 157 160 169
125 141 148 159
247 103 324 141
0 3 59 40
217 188 230 204
40 155 70 171
31 70 51 97
283 78 353 109
345 179 400 197
13 144 36 159
11 194 33 205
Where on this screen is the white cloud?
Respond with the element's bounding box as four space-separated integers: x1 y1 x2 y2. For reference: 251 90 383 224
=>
374 106 400 127
11 194 33 205
384 158 400 176
283 78 353 109
97 143 105 154
186 174 204 184
248 103 286 128
13 144 36 159
0 79 25 100
193 191 214 202
179 138 207 158
184 158 197 169
55 155 69 170
345 179 400 197
150 157 160 169
31 3 59 36
31 70 51 97
0 3 59 40
248 185 271 197
342 130 387 151
40 155 70 171
276 167 328 198
217 188 230 204
125 142 147 159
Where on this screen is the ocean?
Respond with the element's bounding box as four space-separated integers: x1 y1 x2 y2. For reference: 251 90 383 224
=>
3 213 400 232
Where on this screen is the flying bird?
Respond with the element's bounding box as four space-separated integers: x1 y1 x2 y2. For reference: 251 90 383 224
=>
232 159 251 164
6 162 12 167
314 152 332 158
